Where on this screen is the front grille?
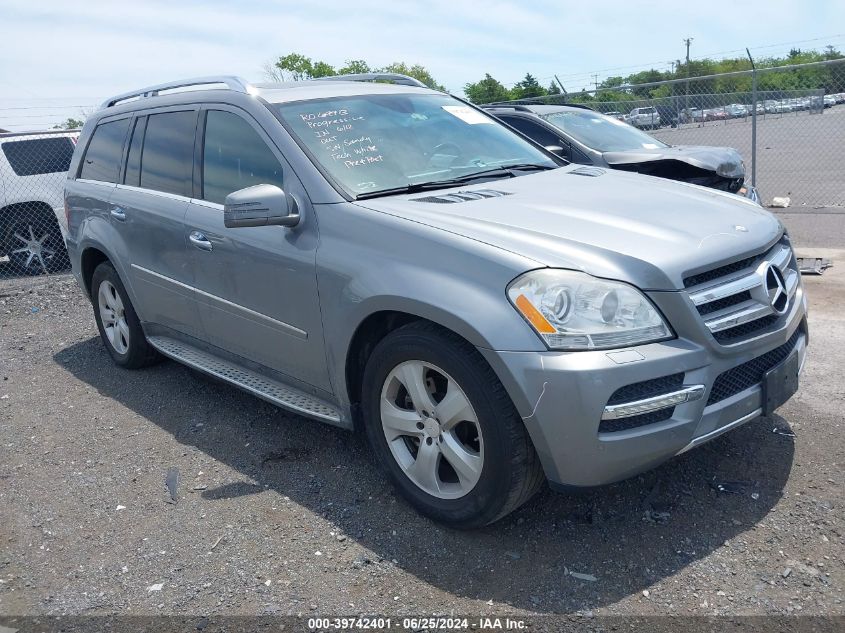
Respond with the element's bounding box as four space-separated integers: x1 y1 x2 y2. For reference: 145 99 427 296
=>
685 236 799 344
713 314 779 342
684 252 766 289
707 327 803 405
607 373 685 405
599 408 674 433
696 290 751 316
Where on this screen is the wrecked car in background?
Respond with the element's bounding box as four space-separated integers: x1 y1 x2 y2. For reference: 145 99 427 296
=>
484 103 760 203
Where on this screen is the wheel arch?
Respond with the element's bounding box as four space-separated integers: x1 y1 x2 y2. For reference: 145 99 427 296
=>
80 245 111 297
342 303 498 430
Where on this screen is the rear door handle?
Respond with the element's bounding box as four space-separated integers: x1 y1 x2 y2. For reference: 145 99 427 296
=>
110 207 126 221
189 230 213 252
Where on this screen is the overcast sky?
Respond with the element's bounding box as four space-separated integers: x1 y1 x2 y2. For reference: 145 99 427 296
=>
1 0 843 130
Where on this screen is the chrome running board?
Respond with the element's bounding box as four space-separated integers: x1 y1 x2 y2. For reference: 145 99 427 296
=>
147 336 341 424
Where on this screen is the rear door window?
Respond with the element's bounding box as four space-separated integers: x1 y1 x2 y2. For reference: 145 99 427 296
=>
501 116 560 147
139 111 197 197
79 119 131 183
201 110 284 205
1 137 76 177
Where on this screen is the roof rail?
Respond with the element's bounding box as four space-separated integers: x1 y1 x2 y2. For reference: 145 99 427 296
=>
480 103 534 111
483 100 596 112
101 76 254 108
318 73 428 88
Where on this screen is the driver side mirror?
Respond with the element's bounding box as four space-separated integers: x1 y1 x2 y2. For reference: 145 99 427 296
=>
544 145 565 156
223 184 301 229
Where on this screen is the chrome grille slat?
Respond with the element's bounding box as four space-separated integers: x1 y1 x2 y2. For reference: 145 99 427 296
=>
689 271 761 306
685 238 798 344
705 302 774 332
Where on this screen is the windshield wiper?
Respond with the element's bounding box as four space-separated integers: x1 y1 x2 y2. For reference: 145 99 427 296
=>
355 163 557 200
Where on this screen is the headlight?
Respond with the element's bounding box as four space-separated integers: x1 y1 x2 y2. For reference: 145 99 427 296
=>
507 269 673 350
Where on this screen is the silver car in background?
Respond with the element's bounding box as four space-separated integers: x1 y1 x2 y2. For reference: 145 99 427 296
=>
64 75 807 527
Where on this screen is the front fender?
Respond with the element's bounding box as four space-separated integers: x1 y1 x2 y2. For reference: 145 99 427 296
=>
315 202 546 408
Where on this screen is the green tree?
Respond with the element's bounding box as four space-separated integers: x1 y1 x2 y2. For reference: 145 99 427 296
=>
381 62 445 90
54 117 84 130
337 59 371 75
512 73 547 99
273 53 319 81
463 73 512 104
547 81 561 95
311 61 337 78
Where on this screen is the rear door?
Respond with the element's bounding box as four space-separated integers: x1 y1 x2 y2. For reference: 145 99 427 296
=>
109 108 202 337
184 106 330 391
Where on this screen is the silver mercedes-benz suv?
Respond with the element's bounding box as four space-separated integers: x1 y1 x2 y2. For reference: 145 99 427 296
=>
64 74 808 528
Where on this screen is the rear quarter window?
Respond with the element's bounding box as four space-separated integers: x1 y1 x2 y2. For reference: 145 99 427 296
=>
1 137 75 177
80 119 131 183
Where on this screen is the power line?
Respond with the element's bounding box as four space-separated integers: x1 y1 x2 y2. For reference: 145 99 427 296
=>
553 32 844 83
0 105 96 111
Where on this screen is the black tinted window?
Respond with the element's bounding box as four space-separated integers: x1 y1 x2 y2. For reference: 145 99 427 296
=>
2 137 76 177
140 111 196 197
502 117 560 147
202 110 284 205
80 119 130 182
123 116 147 187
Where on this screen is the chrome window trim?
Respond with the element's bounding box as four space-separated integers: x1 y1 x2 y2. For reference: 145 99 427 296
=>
114 182 192 204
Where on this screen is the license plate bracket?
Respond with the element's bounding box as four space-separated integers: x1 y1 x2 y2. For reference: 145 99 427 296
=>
762 349 800 416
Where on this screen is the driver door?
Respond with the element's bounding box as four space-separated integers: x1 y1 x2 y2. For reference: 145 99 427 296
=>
184 106 331 392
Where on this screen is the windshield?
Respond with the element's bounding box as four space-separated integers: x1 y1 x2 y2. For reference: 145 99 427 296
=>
273 93 557 196
541 110 668 153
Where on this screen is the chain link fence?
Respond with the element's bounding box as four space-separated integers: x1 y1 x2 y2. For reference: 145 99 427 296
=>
497 58 845 209
0 130 78 279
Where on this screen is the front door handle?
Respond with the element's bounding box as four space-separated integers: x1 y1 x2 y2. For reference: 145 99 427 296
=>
110 207 126 221
189 230 213 252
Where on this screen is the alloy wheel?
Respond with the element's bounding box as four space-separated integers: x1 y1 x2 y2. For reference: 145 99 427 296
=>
380 360 484 499
9 223 58 274
97 280 130 354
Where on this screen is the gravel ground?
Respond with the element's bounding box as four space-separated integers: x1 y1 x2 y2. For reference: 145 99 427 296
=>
0 250 843 620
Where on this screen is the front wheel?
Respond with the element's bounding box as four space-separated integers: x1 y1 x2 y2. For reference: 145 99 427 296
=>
361 322 545 528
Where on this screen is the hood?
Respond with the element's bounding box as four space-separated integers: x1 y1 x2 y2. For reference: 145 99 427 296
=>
602 145 745 179
355 166 782 291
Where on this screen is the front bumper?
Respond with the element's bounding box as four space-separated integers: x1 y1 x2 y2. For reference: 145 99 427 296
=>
480 287 807 488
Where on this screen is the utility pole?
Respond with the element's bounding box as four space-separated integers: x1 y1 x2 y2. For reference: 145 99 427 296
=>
592 74 600 93
683 37 693 116
554 74 567 95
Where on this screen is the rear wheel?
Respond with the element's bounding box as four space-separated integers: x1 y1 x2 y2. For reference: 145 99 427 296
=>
361 322 545 528
91 262 160 368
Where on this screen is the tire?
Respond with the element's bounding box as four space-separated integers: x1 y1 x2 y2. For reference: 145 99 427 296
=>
361 321 545 528
90 261 160 369
5 212 69 275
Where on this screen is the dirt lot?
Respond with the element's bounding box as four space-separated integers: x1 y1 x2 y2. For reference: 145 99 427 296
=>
0 245 843 621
